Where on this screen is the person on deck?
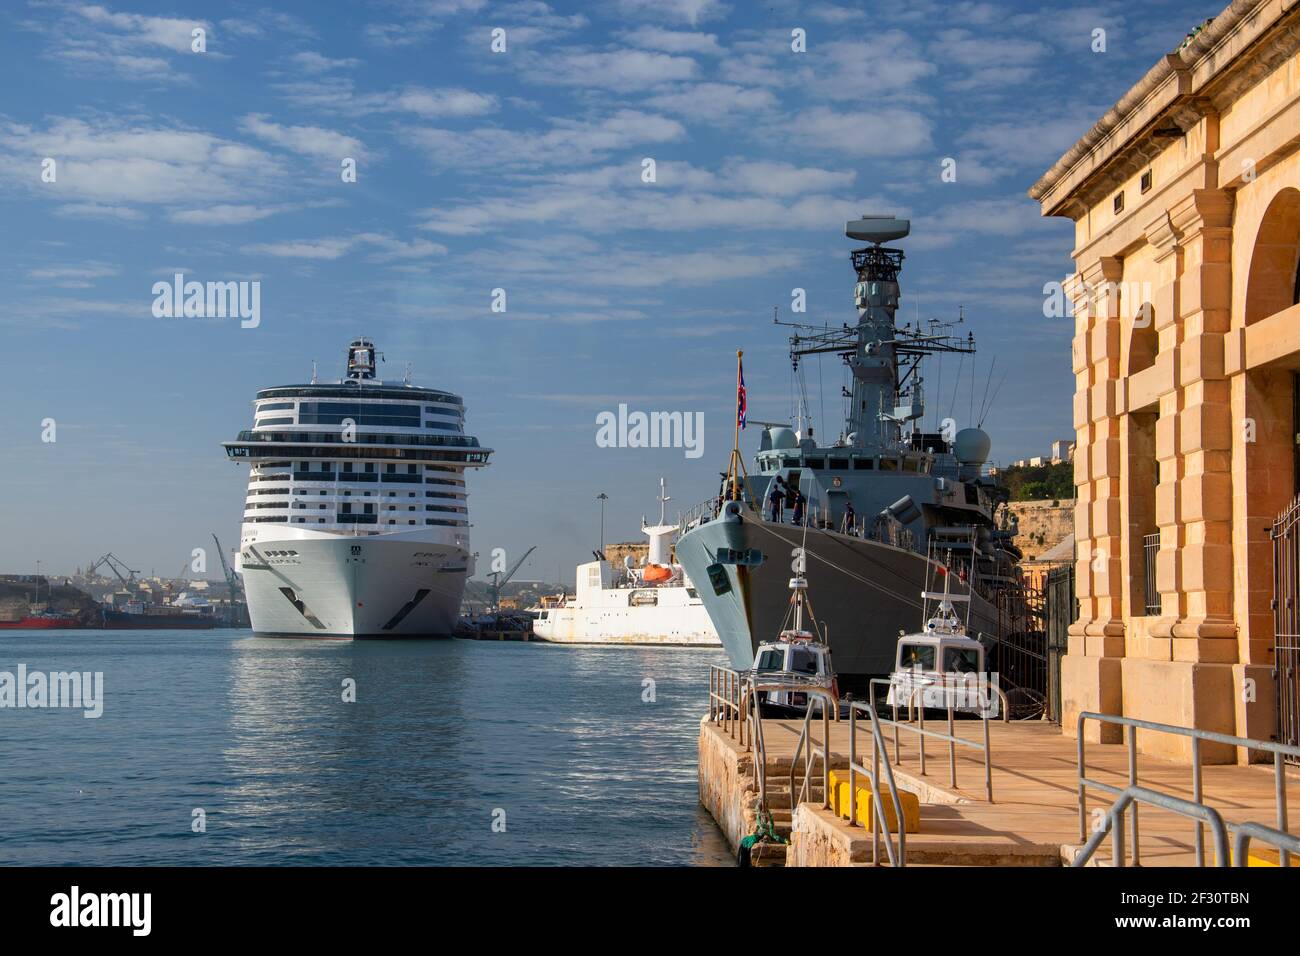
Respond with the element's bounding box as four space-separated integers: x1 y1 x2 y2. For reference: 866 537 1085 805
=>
767 478 786 523
791 489 805 526
842 500 856 535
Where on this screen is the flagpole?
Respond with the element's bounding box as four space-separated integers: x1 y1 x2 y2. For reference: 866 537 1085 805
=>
732 350 743 501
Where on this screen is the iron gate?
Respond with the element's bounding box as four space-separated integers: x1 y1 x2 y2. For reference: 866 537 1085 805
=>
1044 564 1076 724
1273 494 1300 765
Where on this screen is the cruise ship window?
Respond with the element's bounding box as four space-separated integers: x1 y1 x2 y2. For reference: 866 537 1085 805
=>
408 520 415 525
364 504 374 514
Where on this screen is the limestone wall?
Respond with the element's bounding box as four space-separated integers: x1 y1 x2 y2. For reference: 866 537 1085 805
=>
696 718 756 852
1008 499 1076 560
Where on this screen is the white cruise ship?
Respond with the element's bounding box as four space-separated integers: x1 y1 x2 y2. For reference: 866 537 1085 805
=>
532 480 720 647
222 338 492 638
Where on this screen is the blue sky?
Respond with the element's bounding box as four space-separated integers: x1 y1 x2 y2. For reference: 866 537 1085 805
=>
0 0 1213 583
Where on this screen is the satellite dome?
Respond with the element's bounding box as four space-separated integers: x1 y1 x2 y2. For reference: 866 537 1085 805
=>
953 428 992 465
768 426 798 450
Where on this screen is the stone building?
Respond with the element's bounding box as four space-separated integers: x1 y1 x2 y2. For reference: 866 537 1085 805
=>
1029 0 1300 761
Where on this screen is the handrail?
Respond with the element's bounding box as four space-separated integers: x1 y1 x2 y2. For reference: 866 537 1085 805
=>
1073 785 1231 867
1231 821 1300 867
707 665 745 744
1078 711 1300 867
786 689 836 812
735 679 839 825
844 695 909 866
869 676 1006 802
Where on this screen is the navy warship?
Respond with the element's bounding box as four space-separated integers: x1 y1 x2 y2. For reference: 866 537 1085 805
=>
674 216 1027 696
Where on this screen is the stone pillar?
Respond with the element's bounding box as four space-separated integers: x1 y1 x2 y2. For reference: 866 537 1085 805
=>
1127 189 1239 762
1062 259 1125 742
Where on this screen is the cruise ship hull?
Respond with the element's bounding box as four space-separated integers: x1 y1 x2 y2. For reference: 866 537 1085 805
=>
237 527 470 639
675 512 1001 693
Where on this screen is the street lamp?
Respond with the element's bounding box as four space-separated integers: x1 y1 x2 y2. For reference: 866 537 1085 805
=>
596 492 609 557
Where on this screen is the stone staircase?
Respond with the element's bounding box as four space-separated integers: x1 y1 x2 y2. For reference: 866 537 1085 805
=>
747 758 834 867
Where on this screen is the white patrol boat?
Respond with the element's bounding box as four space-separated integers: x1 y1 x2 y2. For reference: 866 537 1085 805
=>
887 561 999 718
749 545 837 717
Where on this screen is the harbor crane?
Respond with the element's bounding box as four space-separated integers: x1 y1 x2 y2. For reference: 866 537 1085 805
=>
212 533 248 627
86 552 139 589
487 545 537 612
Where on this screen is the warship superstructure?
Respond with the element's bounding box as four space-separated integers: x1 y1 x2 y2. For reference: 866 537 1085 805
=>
675 217 1026 694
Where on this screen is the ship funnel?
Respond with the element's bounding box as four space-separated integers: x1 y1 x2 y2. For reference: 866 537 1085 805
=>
846 215 910 244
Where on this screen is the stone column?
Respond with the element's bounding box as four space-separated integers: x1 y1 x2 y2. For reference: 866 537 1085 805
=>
1062 258 1125 742
1134 188 1238 761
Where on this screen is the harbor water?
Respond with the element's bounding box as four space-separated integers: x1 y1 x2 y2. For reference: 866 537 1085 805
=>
0 631 732 866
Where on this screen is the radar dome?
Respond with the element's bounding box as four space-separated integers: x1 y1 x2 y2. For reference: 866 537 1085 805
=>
768 426 798 450
953 427 992 465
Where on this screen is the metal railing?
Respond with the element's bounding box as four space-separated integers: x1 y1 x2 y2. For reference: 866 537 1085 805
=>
1075 785 1231 868
1077 711 1300 867
869 676 1009 803
1142 532 1161 616
844 695 909 866
707 665 746 745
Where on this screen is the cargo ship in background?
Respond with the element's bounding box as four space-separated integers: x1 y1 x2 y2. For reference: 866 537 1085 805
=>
675 216 1031 698
533 480 720 647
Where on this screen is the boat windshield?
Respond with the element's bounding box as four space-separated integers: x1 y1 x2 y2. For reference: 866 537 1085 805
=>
943 647 981 673
755 648 786 672
789 647 821 675
899 643 935 670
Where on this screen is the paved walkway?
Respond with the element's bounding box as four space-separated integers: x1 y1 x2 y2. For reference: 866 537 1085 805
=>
713 716 1300 865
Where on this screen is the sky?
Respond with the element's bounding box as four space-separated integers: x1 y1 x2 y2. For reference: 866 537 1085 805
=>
0 0 1216 584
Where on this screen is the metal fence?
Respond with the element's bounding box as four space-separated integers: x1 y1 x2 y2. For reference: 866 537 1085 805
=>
994 582 1046 713
1273 496 1300 765
1044 564 1076 724
1143 532 1161 616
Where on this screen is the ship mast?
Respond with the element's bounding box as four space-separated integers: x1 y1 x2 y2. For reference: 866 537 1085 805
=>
774 216 976 453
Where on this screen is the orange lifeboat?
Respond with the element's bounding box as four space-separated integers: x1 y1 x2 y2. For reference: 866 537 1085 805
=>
642 564 673 584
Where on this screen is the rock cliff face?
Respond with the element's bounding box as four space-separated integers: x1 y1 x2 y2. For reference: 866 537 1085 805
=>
1008 500 1075 561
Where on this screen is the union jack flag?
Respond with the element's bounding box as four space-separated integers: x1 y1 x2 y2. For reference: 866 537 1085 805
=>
736 357 747 430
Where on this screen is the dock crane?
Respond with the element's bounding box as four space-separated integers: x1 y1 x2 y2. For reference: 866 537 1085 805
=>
212 533 247 627
86 553 139 589
488 546 537 612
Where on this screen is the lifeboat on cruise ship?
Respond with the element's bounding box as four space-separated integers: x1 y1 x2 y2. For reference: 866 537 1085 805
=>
642 563 673 584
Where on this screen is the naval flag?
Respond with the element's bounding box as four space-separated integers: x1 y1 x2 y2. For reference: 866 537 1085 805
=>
736 355 747 430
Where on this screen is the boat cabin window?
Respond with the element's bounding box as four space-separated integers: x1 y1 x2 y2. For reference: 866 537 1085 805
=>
789 647 820 675
853 459 874 470
898 643 935 670
829 458 848 470
880 458 898 472
943 647 981 673
755 648 786 672
804 458 825 469
782 457 799 468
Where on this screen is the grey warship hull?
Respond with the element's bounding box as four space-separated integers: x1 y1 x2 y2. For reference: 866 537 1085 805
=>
676 511 1000 693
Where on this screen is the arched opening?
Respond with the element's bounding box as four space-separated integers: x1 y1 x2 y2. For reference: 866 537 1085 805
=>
1245 187 1300 326
1126 302 1157 376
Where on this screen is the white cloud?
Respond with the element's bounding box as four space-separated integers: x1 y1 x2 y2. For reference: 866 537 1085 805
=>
404 110 686 171
784 107 933 156
0 117 285 206
242 233 447 262
239 114 367 162
517 48 699 91
645 82 777 120
288 51 360 73
612 0 730 26
620 26 724 55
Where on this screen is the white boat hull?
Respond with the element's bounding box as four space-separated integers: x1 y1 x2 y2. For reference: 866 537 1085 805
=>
532 571 720 647
236 525 471 638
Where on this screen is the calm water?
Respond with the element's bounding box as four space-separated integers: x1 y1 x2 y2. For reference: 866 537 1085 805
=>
0 630 732 866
